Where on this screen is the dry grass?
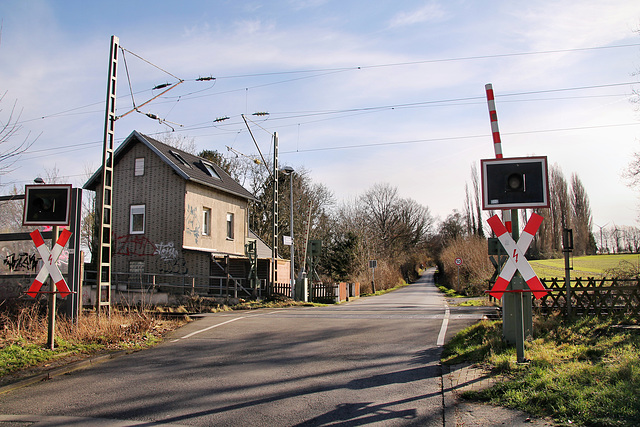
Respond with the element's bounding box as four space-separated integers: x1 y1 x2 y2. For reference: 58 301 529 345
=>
440 236 494 295
0 300 188 379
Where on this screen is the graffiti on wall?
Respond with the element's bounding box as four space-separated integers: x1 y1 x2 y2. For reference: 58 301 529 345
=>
153 241 179 261
156 257 188 275
114 234 189 275
115 234 157 257
2 246 68 274
185 204 201 245
3 252 38 272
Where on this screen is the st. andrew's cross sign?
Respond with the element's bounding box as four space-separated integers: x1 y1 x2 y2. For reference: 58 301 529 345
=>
26 229 72 298
487 213 548 299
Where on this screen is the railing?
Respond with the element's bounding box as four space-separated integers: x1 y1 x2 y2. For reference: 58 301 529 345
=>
84 270 264 300
536 277 640 316
81 272 360 305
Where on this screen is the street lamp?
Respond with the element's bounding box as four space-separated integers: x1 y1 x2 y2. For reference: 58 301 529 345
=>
281 165 295 300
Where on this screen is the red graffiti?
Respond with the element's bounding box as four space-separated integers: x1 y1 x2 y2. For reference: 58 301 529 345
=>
114 235 157 257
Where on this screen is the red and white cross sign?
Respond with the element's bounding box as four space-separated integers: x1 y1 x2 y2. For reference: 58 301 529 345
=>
26 229 72 298
487 213 548 299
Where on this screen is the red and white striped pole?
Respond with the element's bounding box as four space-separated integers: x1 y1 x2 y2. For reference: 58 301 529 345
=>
485 83 503 159
485 83 511 232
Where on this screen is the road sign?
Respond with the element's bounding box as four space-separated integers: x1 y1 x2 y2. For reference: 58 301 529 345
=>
26 229 72 298
454 257 463 266
369 260 377 269
487 213 547 299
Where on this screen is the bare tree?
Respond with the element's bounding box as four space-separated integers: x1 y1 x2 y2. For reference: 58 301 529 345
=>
0 92 40 180
156 131 197 154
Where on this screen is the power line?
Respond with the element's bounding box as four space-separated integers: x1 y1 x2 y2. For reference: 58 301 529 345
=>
15 42 640 127
210 43 640 79
280 122 640 154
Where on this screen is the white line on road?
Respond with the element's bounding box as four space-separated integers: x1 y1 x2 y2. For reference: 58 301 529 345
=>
170 311 275 342
171 316 245 342
437 302 450 346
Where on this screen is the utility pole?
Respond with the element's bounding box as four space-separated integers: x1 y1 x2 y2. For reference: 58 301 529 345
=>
272 132 279 293
97 35 118 315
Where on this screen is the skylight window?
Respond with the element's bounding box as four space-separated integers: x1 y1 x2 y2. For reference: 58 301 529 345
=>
169 150 192 168
202 161 221 179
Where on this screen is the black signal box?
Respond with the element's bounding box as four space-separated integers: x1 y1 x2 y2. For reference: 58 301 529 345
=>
481 156 549 210
22 184 72 226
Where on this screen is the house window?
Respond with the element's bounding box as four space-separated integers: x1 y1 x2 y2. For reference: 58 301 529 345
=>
203 207 211 236
201 161 221 179
129 260 144 274
134 157 145 176
130 205 145 234
226 213 234 240
169 150 192 168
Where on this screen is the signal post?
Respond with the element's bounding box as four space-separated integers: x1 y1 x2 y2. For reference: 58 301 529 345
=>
23 184 75 350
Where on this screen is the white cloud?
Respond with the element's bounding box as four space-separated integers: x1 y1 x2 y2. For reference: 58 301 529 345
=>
505 0 640 50
388 1 447 28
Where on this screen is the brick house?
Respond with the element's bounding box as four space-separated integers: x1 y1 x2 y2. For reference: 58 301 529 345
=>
84 130 288 297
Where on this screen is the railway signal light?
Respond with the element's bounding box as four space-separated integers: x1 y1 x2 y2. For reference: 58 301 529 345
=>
23 184 72 226
481 156 549 210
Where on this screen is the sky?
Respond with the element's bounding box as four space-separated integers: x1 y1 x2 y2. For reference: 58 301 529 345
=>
1 0 640 232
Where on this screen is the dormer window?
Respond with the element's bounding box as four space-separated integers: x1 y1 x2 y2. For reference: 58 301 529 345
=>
201 161 221 179
170 150 192 168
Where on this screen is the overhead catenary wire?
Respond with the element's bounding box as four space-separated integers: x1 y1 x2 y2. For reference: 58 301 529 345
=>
241 114 272 180
14 39 640 127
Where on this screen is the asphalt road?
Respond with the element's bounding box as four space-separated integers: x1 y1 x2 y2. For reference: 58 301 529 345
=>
0 270 494 426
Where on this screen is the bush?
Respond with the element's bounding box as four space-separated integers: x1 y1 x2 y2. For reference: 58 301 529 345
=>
440 236 493 296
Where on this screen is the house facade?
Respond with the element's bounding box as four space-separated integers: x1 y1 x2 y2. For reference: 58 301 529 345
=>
85 131 287 295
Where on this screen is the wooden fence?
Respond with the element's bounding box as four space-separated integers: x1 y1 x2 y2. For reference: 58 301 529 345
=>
536 277 640 316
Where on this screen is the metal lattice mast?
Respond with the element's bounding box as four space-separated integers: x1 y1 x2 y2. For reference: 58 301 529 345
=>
97 35 118 315
272 132 279 290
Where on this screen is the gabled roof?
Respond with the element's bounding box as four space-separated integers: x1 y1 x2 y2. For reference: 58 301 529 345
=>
84 130 256 201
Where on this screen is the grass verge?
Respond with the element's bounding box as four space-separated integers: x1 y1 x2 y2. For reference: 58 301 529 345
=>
0 304 188 382
362 281 411 297
441 315 640 426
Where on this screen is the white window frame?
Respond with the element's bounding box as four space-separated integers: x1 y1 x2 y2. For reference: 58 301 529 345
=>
203 207 211 236
135 157 145 176
130 204 146 234
226 212 234 240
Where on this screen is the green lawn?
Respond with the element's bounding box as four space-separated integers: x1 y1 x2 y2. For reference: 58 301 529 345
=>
529 253 640 279
442 315 640 426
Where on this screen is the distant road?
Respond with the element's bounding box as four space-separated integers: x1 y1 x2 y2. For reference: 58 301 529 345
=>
0 270 493 426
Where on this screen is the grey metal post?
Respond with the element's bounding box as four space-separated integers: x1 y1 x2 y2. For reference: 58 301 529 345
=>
47 225 59 350
290 171 295 300
280 167 296 300
511 211 526 363
563 228 573 317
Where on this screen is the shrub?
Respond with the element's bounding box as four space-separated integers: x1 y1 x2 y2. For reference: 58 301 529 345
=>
440 235 493 296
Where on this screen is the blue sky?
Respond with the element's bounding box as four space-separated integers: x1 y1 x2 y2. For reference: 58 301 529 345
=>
1 0 640 230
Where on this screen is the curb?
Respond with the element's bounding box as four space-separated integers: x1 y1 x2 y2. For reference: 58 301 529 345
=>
0 350 126 396
441 362 555 426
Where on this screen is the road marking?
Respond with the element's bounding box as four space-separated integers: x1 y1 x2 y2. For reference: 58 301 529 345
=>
172 317 245 342
437 302 450 346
